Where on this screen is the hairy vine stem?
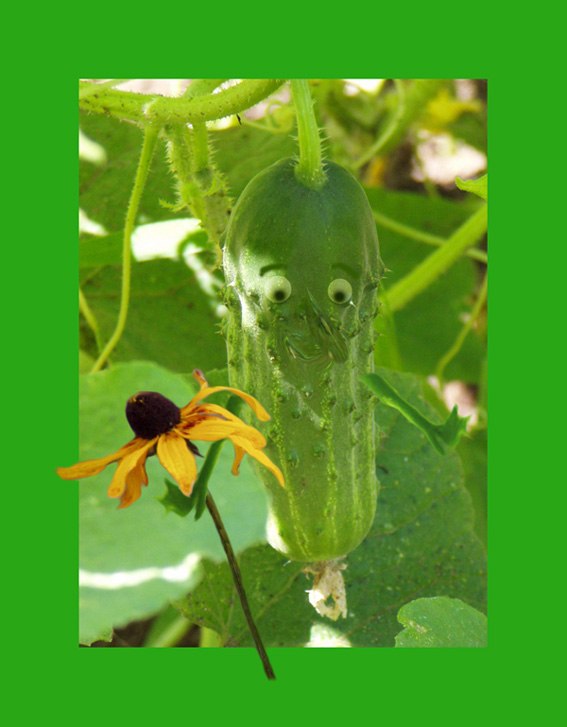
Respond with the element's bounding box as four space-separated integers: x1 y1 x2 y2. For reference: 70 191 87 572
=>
183 79 227 98
79 79 285 126
290 79 326 189
90 126 158 373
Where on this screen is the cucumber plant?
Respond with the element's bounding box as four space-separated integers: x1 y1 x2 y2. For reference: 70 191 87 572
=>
223 86 384 563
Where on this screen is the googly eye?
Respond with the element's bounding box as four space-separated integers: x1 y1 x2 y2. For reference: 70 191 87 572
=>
328 278 352 305
265 275 292 303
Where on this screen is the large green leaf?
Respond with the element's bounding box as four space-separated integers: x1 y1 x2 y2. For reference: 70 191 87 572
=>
459 426 487 545
80 257 226 373
76 361 269 645
367 187 486 384
448 110 487 154
79 112 181 234
210 125 297 199
395 596 487 647
174 369 487 647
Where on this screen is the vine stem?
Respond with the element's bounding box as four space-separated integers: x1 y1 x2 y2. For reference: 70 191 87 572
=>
79 79 285 125
372 209 488 263
290 80 325 189
79 287 102 352
183 79 227 99
78 79 132 99
205 491 276 680
355 79 407 169
384 203 487 313
436 270 488 382
90 127 159 373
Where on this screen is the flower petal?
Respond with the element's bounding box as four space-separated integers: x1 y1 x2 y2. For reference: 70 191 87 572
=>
183 413 267 448
192 368 209 390
231 435 285 489
57 439 144 480
180 370 271 421
157 432 197 496
231 443 246 476
107 439 156 500
118 460 148 509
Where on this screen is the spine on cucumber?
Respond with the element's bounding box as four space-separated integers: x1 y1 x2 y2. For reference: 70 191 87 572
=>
223 158 384 563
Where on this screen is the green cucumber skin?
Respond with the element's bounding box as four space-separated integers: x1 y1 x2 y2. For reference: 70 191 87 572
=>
223 158 383 563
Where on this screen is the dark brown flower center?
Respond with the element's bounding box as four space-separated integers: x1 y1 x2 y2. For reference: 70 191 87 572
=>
126 392 181 439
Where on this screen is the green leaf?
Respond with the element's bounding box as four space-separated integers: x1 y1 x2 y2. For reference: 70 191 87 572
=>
366 187 485 383
79 232 123 268
448 111 487 153
79 112 182 234
80 257 227 373
456 174 487 200
79 349 95 374
210 125 298 199
158 442 227 521
395 596 487 647
81 627 113 647
362 372 469 454
157 478 197 517
174 369 486 647
459 426 487 545
75 361 269 645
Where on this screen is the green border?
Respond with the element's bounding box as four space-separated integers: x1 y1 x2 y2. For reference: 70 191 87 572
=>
13 6 549 720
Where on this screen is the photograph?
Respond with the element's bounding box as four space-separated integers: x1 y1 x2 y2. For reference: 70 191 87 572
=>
72 78 488 668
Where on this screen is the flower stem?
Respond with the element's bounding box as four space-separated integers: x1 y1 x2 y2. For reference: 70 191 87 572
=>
90 126 159 373
290 80 325 189
205 491 276 680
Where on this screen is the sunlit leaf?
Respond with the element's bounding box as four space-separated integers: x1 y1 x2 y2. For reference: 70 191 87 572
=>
395 596 487 647
80 258 226 373
456 174 487 200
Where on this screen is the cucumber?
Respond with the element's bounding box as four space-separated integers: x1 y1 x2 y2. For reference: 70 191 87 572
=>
223 158 384 563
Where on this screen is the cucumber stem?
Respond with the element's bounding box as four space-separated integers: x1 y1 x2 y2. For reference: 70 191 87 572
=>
290 80 326 189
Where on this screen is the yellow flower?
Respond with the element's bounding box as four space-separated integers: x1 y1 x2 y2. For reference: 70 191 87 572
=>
57 369 285 508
